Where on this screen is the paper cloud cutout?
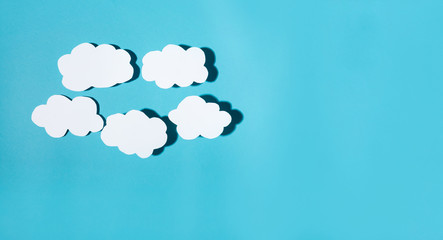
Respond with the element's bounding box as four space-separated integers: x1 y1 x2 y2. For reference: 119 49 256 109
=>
58 43 134 91
168 96 232 140
31 95 104 138
101 110 168 158
142 44 208 89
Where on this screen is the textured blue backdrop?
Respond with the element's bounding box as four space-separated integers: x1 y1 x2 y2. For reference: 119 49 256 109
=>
1 0 443 239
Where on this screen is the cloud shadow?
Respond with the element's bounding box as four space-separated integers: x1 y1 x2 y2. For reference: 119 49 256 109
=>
140 108 178 156
199 94 243 136
174 44 218 88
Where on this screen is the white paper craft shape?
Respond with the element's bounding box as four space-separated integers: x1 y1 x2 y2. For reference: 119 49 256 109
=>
58 43 134 91
168 96 232 140
101 110 168 158
142 44 208 89
31 95 104 138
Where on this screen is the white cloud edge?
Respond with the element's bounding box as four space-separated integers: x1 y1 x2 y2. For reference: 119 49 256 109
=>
168 96 232 140
31 95 104 138
58 43 134 91
100 110 168 158
141 44 208 89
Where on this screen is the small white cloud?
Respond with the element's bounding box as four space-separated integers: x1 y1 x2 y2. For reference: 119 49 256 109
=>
101 110 167 158
168 96 231 140
31 95 104 138
58 43 134 91
142 44 208 89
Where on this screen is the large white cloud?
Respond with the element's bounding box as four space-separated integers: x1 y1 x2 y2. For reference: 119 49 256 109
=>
142 44 208 89
168 96 231 140
31 95 104 138
58 43 134 91
101 110 167 158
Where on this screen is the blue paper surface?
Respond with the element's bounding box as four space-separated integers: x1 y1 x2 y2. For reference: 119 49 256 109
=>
1 0 443 239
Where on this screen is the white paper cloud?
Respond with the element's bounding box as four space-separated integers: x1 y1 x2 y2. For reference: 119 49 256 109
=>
142 44 208 89
168 96 232 140
101 110 167 158
31 95 104 138
58 43 134 91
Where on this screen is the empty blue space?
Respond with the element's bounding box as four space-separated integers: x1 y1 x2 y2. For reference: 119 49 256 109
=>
1 0 442 239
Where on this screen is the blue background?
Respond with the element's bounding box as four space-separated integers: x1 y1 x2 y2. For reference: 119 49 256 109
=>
1 0 443 239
